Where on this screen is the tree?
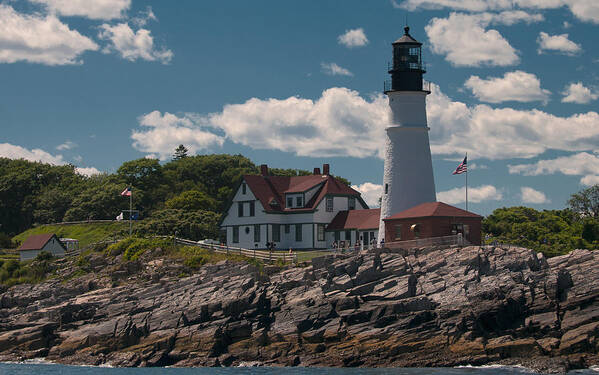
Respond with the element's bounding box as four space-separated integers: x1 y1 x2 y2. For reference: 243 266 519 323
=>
165 190 217 211
568 185 599 218
173 144 189 160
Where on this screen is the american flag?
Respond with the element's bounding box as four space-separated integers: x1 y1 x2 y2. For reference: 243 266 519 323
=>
120 187 132 196
452 156 467 175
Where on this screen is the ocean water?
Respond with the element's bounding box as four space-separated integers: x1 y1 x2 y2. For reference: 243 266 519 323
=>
0 363 598 375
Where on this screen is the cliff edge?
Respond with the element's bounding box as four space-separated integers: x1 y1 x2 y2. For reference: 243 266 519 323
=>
1 245 599 373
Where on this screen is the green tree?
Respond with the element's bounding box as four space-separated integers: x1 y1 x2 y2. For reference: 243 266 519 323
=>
165 190 217 211
568 185 599 217
173 144 189 160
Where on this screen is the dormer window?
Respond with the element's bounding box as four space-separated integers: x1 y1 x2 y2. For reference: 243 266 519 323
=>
287 197 293 208
242 183 247 194
296 196 303 207
326 197 333 212
348 197 356 210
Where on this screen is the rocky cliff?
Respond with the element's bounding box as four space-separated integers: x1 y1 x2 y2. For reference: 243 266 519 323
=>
1 245 599 373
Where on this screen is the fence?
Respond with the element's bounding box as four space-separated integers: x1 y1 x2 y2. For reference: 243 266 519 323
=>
173 238 298 264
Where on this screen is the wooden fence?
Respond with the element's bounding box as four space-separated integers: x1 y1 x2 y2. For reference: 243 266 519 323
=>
174 237 297 264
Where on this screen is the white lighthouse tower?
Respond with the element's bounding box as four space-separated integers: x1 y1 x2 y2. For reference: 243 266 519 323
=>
378 27 436 242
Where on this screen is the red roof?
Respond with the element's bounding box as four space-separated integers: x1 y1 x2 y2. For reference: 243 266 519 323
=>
327 209 381 231
18 233 57 251
244 174 364 213
383 202 482 220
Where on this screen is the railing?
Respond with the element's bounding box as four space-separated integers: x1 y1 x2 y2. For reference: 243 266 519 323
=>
387 61 427 72
383 79 432 93
173 238 297 264
384 234 469 250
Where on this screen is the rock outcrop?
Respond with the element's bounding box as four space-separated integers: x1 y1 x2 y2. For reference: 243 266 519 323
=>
2 245 599 373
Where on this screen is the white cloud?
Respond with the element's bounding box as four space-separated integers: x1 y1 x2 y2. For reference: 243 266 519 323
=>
427 84 599 160
0 142 102 175
521 187 550 204
508 152 599 176
0 4 98 65
425 12 520 67
337 28 369 48
537 32 581 55
465 71 550 104
75 167 102 176
0 143 65 164
98 23 173 64
321 62 353 77
352 182 383 207
56 140 77 150
204 88 389 159
28 0 131 20
437 185 503 204
566 0 599 24
131 111 225 160
562 82 599 104
131 6 157 27
398 0 599 23
581 175 599 186
136 83 599 162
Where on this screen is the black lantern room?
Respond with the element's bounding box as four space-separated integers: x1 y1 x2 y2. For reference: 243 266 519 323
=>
386 26 428 93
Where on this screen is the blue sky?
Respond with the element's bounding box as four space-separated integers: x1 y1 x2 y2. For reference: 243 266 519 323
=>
1 0 599 215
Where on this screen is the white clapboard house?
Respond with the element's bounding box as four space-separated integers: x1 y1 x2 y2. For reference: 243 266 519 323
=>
220 164 379 250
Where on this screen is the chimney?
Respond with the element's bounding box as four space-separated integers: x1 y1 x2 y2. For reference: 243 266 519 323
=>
313 167 321 175
260 164 268 176
322 164 330 175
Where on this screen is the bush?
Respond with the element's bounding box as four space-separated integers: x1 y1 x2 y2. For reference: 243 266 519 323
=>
35 251 53 261
107 237 172 261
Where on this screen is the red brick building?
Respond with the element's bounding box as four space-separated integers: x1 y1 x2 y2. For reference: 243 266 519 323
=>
383 202 482 245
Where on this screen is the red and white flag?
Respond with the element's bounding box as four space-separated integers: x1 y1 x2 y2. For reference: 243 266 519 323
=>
452 156 467 175
120 187 132 196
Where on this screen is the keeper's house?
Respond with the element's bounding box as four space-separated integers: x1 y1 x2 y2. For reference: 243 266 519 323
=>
17 233 67 261
220 164 376 250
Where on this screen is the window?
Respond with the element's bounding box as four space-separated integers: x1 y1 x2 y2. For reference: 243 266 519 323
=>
317 224 325 241
345 230 351 242
295 224 302 242
296 196 303 207
254 224 260 242
233 226 239 243
272 224 281 242
242 183 247 194
385 184 388 194
394 224 402 240
411 224 421 238
287 197 293 208
326 197 333 212
284 224 290 234
348 197 356 210
237 202 243 217
249 201 255 216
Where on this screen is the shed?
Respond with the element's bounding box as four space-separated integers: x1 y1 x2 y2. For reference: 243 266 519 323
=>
17 233 67 261
383 202 482 245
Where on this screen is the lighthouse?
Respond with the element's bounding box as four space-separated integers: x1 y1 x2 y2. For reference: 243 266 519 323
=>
378 26 436 242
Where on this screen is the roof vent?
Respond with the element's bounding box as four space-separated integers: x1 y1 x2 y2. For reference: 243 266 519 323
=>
313 167 321 175
260 164 268 176
323 164 330 175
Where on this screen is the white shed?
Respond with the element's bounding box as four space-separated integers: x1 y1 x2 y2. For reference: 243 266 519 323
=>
17 233 67 261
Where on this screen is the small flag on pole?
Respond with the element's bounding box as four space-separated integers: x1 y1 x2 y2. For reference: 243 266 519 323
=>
120 187 132 196
452 156 467 175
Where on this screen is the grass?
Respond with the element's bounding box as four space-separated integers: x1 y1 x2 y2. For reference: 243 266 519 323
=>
272 249 333 263
13 222 129 249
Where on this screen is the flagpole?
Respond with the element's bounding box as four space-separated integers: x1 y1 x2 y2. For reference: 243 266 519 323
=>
129 187 132 236
465 153 468 211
